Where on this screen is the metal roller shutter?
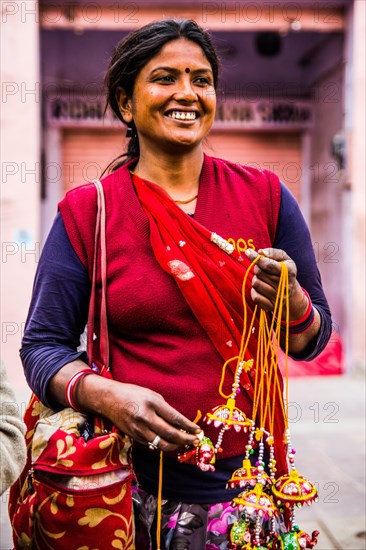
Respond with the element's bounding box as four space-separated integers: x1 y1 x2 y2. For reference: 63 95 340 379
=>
62 128 127 192
62 129 302 201
205 131 302 201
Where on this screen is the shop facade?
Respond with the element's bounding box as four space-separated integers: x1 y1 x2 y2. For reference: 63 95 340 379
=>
1 0 365 396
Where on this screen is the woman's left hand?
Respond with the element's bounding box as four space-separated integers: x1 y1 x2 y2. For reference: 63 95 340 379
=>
245 247 308 320
244 247 321 354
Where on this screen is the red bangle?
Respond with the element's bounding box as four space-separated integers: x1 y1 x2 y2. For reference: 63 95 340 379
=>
65 368 95 412
281 288 312 327
280 289 315 334
289 310 315 334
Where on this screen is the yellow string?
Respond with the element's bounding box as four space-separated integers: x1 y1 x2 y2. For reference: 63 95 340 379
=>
211 254 291 457
157 258 290 549
275 262 290 430
193 410 202 424
238 256 262 362
265 262 286 433
262 316 277 430
284 261 290 422
218 255 260 399
252 313 267 425
264 313 281 435
266 261 290 435
250 260 290 436
267 264 288 435
156 450 164 550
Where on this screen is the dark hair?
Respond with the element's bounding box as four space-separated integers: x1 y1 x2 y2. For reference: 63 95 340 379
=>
104 18 220 172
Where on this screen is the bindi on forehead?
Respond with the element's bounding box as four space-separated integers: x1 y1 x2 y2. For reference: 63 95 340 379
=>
185 67 191 73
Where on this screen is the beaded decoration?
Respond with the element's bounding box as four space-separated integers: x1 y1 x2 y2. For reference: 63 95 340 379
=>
204 358 253 454
198 255 319 549
172 229 319 549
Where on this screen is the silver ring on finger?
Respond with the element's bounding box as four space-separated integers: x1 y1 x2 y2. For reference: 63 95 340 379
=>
148 435 161 451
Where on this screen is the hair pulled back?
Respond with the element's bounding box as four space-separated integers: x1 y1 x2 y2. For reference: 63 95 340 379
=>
104 18 220 171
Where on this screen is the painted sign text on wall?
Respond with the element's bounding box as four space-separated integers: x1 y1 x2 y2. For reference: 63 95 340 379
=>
46 96 313 130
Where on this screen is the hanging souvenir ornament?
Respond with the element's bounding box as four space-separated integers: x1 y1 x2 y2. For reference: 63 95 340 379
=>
272 429 318 511
232 482 278 520
203 255 261 456
226 458 271 490
226 256 320 549
229 518 253 547
226 255 283 549
231 481 278 548
204 358 254 454
229 516 281 550
177 430 216 471
296 529 319 548
272 468 318 509
271 426 318 533
268 266 318 543
272 528 319 549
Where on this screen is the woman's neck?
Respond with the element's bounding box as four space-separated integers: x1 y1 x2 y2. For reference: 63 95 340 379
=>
133 148 204 197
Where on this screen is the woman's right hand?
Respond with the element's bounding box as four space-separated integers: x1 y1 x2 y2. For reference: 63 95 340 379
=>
83 377 202 452
49 362 201 452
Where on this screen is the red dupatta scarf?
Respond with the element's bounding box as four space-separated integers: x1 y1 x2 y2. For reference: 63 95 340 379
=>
131 172 287 475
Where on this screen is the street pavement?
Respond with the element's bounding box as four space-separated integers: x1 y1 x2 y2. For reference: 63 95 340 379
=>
1 373 365 549
285 373 366 550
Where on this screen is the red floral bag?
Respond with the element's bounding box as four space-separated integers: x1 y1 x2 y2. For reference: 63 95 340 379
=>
9 180 135 549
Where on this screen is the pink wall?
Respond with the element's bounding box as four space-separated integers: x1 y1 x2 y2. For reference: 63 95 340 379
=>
310 65 345 338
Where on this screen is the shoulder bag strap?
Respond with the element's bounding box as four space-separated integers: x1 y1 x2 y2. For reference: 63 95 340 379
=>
87 179 109 371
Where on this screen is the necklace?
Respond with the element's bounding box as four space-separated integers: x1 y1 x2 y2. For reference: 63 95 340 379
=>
174 193 198 205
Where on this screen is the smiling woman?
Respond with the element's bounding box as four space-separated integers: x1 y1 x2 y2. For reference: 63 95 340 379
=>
16 18 332 550
104 19 220 207
116 38 216 172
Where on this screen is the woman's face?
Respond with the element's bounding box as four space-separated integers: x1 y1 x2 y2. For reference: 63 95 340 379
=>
121 38 216 154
